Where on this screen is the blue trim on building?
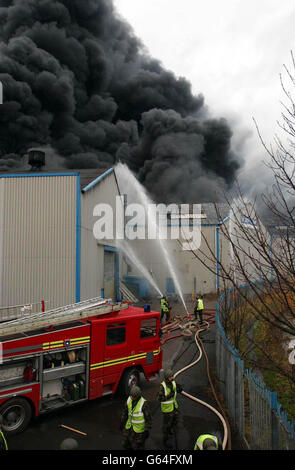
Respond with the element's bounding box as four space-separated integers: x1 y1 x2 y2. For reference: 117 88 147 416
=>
76 174 81 302
82 168 114 192
0 172 79 178
219 215 230 224
104 245 120 301
104 245 118 253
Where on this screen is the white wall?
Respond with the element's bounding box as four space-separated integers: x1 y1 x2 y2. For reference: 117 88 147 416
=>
80 171 121 301
123 224 223 296
0 175 77 310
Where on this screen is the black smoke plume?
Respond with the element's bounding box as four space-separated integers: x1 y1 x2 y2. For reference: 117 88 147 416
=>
0 0 243 202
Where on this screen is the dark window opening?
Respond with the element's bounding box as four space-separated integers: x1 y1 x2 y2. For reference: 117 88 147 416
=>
107 323 126 345
140 318 157 338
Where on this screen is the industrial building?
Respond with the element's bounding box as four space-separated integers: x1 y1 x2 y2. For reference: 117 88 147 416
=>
122 202 271 298
0 149 272 316
0 156 121 316
121 203 229 297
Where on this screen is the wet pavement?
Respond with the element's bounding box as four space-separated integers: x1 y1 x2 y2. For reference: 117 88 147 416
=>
7 304 244 451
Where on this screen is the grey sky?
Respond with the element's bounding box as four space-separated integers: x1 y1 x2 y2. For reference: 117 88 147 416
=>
113 0 295 178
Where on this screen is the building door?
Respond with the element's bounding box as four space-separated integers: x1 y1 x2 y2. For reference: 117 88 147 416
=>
104 249 116 300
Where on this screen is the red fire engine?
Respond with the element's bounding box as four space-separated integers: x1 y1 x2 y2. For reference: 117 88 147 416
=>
0 298 162 435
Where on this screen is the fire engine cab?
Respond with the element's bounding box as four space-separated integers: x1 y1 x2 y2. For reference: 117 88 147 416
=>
0 298 162 435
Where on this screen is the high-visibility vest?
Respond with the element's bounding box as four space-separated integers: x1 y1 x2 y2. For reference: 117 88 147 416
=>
0 431 8 450
197 299 204 310
194 434 218 450
125 396 146 433
160 380 178 413
161 299 169 312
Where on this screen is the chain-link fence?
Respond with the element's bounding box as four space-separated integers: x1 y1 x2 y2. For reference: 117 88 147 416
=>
216 283 295 450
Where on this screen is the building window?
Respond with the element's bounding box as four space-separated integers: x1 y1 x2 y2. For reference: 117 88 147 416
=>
140 318 157 338
166 277 175 295
106 323 126 345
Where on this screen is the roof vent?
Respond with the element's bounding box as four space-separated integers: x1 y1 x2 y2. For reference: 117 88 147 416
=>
28 148 45 171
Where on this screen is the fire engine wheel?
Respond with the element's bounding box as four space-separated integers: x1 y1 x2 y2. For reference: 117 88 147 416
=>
121 368 140 397
0 397 32 435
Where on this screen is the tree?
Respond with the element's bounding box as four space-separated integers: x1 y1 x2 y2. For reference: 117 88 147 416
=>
180 52 295 384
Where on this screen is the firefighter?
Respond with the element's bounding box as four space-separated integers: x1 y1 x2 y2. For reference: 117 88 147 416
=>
0 415 8 451
161 296 170 324
194 434 221 450
60 438 79 450
120 385 152 450
158 368 183 448
194 294 204 324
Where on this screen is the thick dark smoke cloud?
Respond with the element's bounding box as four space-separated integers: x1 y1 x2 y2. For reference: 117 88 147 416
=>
118 108 239 203
0 0 243 202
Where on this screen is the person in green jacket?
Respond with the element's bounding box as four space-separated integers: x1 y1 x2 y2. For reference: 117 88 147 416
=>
194 294 204 324
120 385 152 450
160 296 170 324
194 434 222 450
158 368 183 448
0 416 8 451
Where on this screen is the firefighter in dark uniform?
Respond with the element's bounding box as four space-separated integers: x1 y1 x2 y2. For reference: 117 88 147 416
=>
60 438 79 450
120 385 152 450
0 415 8 451
158 369 183 448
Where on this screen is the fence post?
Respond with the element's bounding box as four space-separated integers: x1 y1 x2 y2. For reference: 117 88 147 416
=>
233 351 239 430
271 392 279 450
215 322 220 380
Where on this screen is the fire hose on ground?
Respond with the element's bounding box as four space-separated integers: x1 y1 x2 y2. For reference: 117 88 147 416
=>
160 311 231 450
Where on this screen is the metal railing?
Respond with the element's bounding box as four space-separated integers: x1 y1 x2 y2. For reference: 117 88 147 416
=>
216 283 295 450
0 300 49 322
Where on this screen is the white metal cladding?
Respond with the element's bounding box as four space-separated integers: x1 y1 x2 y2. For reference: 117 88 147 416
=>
80 171 120 302
0 175 77 311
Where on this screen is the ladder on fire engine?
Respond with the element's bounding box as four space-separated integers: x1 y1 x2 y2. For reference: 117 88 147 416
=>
0 297 128 338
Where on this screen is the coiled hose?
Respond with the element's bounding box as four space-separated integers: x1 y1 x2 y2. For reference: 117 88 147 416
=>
161 314 231 450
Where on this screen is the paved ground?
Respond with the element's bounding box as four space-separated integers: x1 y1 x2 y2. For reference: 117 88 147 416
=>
7 295 245 451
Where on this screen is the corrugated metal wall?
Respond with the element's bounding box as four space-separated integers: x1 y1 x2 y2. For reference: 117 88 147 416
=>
80 171 120 302
0 175 77 310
